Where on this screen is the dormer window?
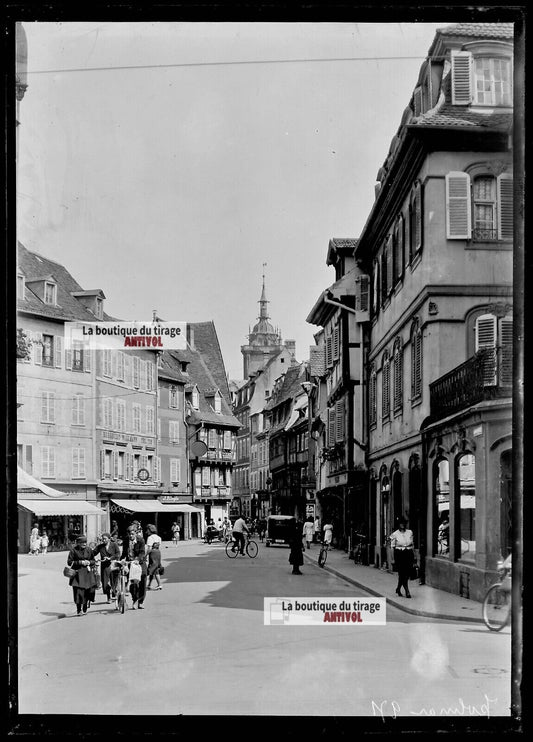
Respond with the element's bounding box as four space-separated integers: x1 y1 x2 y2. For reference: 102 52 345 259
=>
44 282 57 305
451 46 512 108
17 274 25 300
474 56 512 106
95 297 104 319
192 386 199 410
214 391 222 414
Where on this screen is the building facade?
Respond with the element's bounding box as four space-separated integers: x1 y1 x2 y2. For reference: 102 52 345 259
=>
353 22 514 600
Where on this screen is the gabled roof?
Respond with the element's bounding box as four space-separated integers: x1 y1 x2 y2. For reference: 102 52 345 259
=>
17 243 113 323
184 341 240 429
158 349 194 384
436 22 514 40
264 362 306 412
189 321 232 405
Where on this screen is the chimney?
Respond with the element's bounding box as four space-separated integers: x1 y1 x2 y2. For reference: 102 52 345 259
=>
187 324 195 349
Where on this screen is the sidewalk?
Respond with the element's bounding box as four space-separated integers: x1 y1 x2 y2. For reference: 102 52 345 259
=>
303 544 485 623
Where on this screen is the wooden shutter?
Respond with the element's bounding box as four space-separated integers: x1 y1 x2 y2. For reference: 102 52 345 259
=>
413 182 423 250
404 205 411 265
414 332 422 398
335 399 344 442
356 275 370 312
499 316 513 386
126 452 132 481
84 346 91 373
386 236 393 295
394 342 403 411
451 51 473 105
382 358 390 417
34 332 43 365
370 369 377 426
54 336 62 368
333 326 340 361
476 314 497 385
446 172 471 239
100 450 106 480
397 214 405 277
328 408 335 447
373 262 380 315
113 451 118 479
326 335 333 368
497 174 513 240
413 86 423 116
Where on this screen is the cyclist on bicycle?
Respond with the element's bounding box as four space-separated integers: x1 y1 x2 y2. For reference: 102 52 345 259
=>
232 515 249 555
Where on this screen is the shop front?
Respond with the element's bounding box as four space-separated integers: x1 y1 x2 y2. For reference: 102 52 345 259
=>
108 498 202 541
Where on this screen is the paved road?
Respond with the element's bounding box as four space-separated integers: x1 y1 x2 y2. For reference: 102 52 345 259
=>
18 541 511 717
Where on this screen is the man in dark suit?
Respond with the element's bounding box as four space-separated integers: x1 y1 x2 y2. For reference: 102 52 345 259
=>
123 526 148 609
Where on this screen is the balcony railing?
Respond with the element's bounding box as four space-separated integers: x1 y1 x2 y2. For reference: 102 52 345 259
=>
429 348 511 420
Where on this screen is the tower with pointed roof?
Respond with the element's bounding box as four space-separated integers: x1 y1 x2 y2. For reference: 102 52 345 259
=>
240 271 295 379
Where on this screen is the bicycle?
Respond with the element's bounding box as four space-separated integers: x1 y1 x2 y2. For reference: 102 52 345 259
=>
482 555 512 632
225 533 258 559
111 559 132 614
352 533 367 565
318 540 331 568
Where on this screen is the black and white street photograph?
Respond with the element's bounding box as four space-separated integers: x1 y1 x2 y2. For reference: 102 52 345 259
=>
5 6 524 734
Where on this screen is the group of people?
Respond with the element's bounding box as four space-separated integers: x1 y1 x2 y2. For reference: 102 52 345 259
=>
66 521 166 616
29 523 50 555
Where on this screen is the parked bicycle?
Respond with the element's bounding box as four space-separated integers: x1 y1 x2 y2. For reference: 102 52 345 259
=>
318 540 330 568
352 532 367 565
225 533 258 559
482 554 512 631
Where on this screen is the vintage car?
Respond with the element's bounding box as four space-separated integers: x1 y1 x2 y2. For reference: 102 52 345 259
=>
265 515 296 547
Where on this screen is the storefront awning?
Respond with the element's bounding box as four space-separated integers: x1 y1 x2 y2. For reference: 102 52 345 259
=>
18 499 105 516
110 499 202 514
17 467 65 498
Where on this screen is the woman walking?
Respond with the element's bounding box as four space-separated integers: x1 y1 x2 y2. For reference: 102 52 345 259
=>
147 541 163 590
92 533 121 603
67 535 98 616
390 519 415 598
302 517 314 549
288 523 304 575
30 523 40 555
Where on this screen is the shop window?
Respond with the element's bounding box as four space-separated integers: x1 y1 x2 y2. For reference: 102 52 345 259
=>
457 453 476 560
434 459 450 557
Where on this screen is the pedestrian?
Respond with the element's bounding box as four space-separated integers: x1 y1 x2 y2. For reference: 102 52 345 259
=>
232 514 249 555
323 520 333 546
257 518 267 542
40 530 49 555
171 522 180 545
66 535 98 616
288 524 304 575
390 518 415 599
313 516 321 543
110 520 119 541
30 523 40 555
92 532 121 603
145 524 161 553
122 526 148 610
302 517 314 550
147 541 163 590
222 517 232 543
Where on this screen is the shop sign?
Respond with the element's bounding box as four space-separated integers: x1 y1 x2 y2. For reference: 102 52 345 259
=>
101 430 155 445
160 495 189 503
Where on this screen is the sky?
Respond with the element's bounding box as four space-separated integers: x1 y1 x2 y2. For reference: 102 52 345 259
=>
16 21 448 380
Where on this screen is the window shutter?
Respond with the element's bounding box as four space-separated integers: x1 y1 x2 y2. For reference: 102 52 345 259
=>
446 172 471 239
72 448 78 479
373 262 380 315
497 174 513 240
404 206 411 265
382 358 390 418
356 275 370 312
113 451 119 480
34 332 43 365
475 314 497 385
335 399 344 442
71 397 77 425
386 236 393 294
414 332 423 398
328 408 335 446
370 369 377 426
499 316 513 386
394 343 403 411
413 182 423 250
326 335 333 368
99 450 106 480
126 452 132 481
79 448 86 478
84 347 91 373
451 51 473 105
333 326 340 361
54 336 62 368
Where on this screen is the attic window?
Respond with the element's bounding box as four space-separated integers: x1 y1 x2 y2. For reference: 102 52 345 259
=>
17 274 25 300
95 297 104 319
44 282 57 305
214 391 222 414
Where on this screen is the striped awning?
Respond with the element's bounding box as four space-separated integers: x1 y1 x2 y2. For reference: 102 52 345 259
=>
110 499 201 514
18 499 105 516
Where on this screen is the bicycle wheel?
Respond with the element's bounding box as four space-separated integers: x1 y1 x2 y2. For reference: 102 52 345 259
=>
482 583 510 631
318 546 327 568
246 540 258 558
117 591 126 614
225 541 238 558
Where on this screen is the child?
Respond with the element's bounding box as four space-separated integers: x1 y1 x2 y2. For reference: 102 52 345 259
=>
147 541 162 590
40 530 49 554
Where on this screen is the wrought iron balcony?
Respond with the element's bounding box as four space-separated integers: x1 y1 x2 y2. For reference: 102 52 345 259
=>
429 348 511 421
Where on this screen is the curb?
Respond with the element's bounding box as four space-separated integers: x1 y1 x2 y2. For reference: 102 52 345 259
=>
303 552 484 624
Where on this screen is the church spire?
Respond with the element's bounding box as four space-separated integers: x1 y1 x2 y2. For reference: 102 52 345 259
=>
258 263 269 320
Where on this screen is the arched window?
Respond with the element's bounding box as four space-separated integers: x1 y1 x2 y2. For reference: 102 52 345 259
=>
457 453 476 561
434 459 450 558
393 337 403 413
381 351 390 421
410 319 422 403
